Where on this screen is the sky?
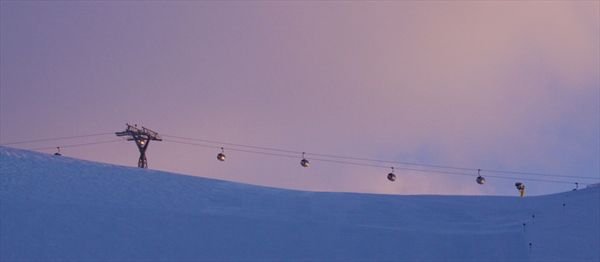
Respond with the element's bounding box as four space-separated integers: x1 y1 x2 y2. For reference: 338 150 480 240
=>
1 1 598 196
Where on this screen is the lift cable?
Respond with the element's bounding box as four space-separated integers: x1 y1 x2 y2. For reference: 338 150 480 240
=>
163 134 300 154
162 139 590 185
162 134 599 181
0 132 115 146
2 132 597 183
26 139 125 151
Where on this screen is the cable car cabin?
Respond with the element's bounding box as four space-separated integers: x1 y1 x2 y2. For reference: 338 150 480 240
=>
476 175 485 185
387 173 396 182
217 153 226 161
217 147 226 161
300 158 310 168
300 152 309 167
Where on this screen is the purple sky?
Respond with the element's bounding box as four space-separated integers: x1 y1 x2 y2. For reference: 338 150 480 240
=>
1 1 598 196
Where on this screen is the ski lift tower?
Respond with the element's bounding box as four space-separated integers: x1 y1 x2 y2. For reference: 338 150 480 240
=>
115 124 162 168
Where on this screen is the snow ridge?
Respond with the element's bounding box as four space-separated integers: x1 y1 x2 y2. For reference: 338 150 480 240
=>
1 146 598 261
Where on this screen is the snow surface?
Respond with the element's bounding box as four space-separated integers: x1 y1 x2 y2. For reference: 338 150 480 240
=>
1 146 599 261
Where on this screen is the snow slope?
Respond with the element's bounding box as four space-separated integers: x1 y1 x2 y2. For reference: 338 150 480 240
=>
1 146 598 261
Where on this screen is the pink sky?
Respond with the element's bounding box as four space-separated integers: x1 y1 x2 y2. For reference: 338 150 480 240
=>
1 1 598 196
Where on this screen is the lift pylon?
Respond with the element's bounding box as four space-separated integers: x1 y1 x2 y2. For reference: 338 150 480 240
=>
115 124 162 168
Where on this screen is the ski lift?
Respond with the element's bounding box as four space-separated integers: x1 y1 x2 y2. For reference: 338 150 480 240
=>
515 182 525 197
300 152 310 167
54 147 62 156
217 147 226 161
387 167 396 182
476 169 485 185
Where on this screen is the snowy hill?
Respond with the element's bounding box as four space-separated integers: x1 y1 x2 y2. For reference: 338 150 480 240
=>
1 146 598 261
